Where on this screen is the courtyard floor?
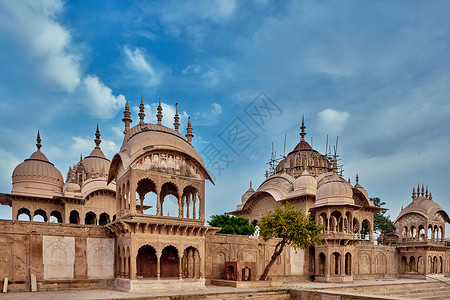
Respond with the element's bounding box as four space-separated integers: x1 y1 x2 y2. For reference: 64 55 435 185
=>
0 278 448 300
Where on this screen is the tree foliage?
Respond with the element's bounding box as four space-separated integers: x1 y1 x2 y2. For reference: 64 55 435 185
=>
257 202 322 280
371 197 396 234
208 214 256 235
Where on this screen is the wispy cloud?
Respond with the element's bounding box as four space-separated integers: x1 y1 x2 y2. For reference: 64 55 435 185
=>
124 46 162 87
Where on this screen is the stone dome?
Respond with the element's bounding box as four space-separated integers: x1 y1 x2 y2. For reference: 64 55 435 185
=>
108 106 213 183
12 132 63 198
63 181 81 193
395 187 450 223
275 117 331 179
241 182 255 204
315 173 354 207
74 125 111 180
293 169 317 191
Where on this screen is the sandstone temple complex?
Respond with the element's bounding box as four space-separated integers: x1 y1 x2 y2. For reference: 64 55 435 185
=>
0 99 448 292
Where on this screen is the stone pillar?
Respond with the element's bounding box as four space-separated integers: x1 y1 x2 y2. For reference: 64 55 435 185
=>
324 251 330 276
193 194 196 219
156 192 162 216
130 247 136 280
139 194 144 214
130 186 136 214
340 252 345 276
186 195 190 218
125 255 129 278
179 254 183 279
178 196 182 218
156 253 161 279
120 255 124 277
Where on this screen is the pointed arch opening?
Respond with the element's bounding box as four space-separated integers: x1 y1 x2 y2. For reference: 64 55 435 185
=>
69 210 80 224
17 208 31 221
136 245 157 278
33 209 47 222
136 178 157 215
49 210 63 223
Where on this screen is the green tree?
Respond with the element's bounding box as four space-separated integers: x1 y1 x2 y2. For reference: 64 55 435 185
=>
371 197 396 234
208 214 256 235
258 202 322 280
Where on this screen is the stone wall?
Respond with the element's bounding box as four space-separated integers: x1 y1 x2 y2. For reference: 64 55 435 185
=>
0 219 113 291
354 244 398 279
205 233 298 280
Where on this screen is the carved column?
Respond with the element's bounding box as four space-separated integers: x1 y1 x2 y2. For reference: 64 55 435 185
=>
130 244 136 280
179 254 183 279
156 251 161 279
156 192 162 216
193 194 196 219
340 252 345 276
186 195 190 218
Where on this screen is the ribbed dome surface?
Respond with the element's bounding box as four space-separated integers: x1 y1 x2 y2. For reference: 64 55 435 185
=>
315 173 353 207
63 181 81 193
12 149 63 197
79 148 110 179
293 170 317 191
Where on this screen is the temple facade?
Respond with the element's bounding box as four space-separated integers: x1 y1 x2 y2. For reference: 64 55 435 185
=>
0 100 448 292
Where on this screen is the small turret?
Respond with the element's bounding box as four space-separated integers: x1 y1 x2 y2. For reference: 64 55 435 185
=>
122 101 132 133
138 95 145 125
185 116 194 144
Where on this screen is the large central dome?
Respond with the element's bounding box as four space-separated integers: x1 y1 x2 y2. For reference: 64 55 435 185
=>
275 116 331 178
108 98 213 183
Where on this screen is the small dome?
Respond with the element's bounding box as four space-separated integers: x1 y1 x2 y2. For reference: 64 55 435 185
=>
395 187 450 223
74 125 110 180
241 182 255 204
315 173 354 207
353 174 368 199
63 181 81 193
293 170 317 191
12 132 63 198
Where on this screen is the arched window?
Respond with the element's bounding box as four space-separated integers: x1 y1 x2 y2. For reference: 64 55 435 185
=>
17 208 31 221
69 210 80 224
160 245 179 278
345 252 351 275
136 245 157 278
33 209 47 222
85 211 97 225
49 210 63 223
99 213 110 225
318 253 326 275
160 182 179 217
136 178 157 215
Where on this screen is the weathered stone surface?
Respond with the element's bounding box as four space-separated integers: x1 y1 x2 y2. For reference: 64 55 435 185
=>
87 238 114 279
42 236 75 280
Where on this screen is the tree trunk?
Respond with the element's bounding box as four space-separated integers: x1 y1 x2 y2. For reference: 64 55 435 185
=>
260 239 285 280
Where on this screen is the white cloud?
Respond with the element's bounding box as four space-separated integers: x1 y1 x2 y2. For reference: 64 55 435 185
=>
70 136 118 161
211 103 222 115
0 0 81 91
182 64 202 74
202 68 221 86
79 75 126 119
317 109 350 135
124 46 161 87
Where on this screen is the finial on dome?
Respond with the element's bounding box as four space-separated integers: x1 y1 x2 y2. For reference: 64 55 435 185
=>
300 114 306 141
356 174 359 185
80 154 83 161
412 187 416 199
174 103 180 131
417 183 420 196
94 123 101 149
138 95 146 125
122 101 132 133
348 178 351 184
185 116 194 144
36 130 42 150
250 181 252 189
265 170 268 179
425 186 428 198
157 96 163 125
429 192 432 201
421 184 424 197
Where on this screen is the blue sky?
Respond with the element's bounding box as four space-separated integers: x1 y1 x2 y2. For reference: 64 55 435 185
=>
0 0 450 228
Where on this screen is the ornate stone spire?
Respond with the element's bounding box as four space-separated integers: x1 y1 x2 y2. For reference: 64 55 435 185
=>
157 97 163 125
300 114 306 141
356 174 359 185
417 183 420 197
425 186 428 198
94 123 101 149
185 117 194 144
421 184 424 197
174 103 180 132
138 95 145 125
36 130 42 150
412 187 416 199
429 192 432 201
122 101 132 133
